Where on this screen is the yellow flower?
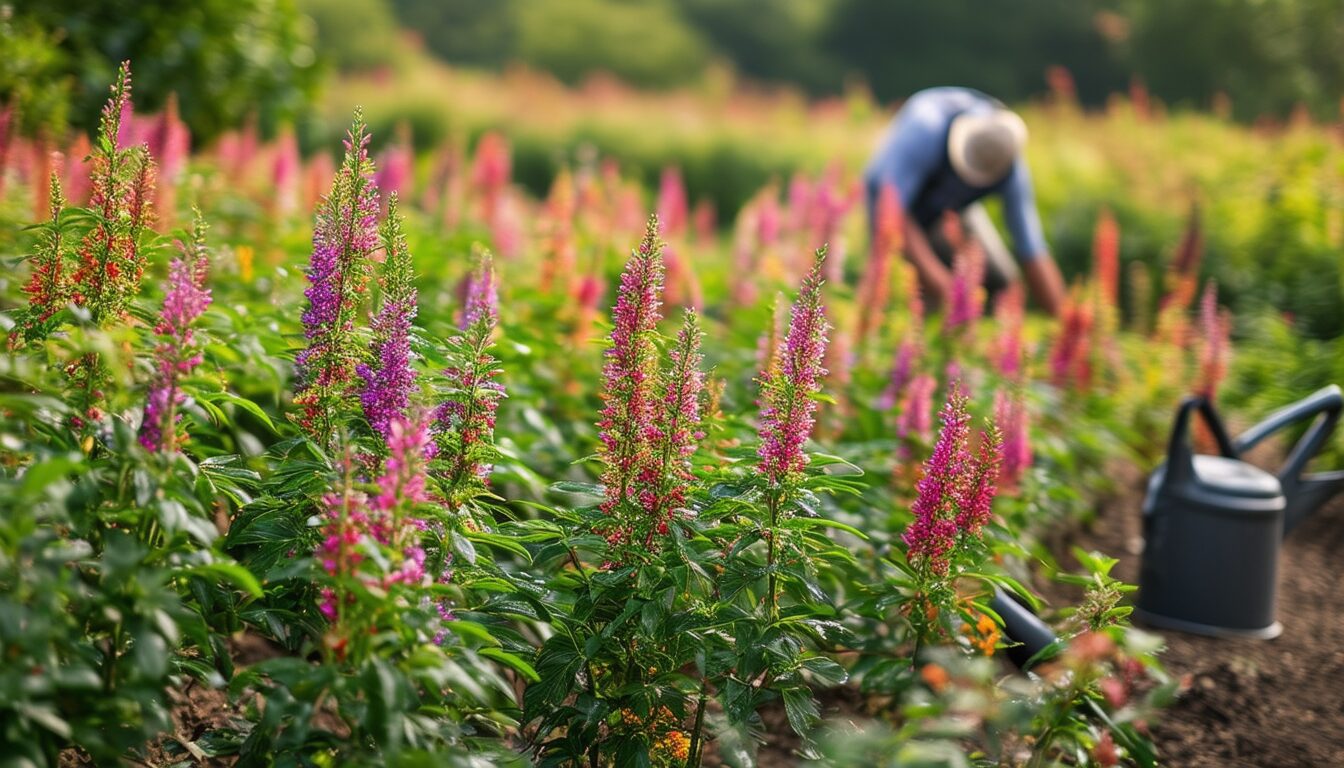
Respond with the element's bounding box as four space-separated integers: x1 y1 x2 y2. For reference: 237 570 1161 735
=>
236 244 254 282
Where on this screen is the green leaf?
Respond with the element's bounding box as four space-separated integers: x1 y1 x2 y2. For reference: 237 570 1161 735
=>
179 561 264 598
479 647 541 682
781 516 869 539
781 686 819 737
202 391 278 433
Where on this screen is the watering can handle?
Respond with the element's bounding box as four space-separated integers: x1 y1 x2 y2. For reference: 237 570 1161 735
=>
1233 385 1343 487
1165 396 1238 486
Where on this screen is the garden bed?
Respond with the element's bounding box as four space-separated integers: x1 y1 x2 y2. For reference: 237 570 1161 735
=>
1045 472 1344 766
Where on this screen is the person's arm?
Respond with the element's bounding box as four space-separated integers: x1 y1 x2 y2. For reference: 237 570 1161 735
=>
866 104 953 307
902 214 954 308
1001 162 1065 316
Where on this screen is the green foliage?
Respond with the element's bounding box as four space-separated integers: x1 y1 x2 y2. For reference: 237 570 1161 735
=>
299 0 402 73
0 7 71 137
15 0 320 143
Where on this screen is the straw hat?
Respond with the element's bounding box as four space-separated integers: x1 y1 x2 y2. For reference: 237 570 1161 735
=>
947 110 1028 187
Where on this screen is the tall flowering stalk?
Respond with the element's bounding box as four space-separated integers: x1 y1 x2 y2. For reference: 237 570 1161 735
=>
991 284 1026 380
1195 281 1229 399
13 174 69 343
595 217 667 549
436 252 506 511
903 387 1003 641
648 311 705 544
358 194 418 442
896 373 938 446
294 111 380 441
757 249 829 616
140 213 212 453
880 262 925 410
1049 287 1095 390
995 388 1031 490
1093 209 1120 308
945 239 986 333
656 166 688 238
70 61 156 326
856 183 902 350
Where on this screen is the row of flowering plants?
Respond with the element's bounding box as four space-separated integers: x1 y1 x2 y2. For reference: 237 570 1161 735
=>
0 65 1209 767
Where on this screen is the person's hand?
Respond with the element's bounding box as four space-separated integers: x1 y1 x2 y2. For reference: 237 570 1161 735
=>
902 215 954 308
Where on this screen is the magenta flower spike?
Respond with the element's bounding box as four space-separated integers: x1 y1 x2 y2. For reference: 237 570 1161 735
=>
596 217 665 535
657 166 688 238
460 249 499 331
946 240 986 331
879 337 921 411
649 310 706 537
903 385 1003 576
896 372 937 444
995 388 1032 487
140 214 211 453
757 249 830 486
1196 280 1228 398
357 194 418 441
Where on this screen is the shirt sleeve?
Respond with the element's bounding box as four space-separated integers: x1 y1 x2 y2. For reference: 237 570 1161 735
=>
999 160 1048 262
865 105 945 215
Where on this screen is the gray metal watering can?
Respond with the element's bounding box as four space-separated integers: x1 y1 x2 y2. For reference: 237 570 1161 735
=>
1137 385 1344 639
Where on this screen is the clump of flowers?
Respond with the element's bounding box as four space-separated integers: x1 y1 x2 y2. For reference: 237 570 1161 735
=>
903 386 1003 580
594 217 706 554
295 111 380 441
435 250 506 510
358 194 418 442
960 610 1002 656
319 411 437 660
140 213 212 453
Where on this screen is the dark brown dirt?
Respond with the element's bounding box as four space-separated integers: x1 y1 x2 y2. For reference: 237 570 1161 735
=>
1044 463 1344 767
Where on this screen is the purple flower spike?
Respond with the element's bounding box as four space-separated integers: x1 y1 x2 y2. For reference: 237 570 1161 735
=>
295 111 380 439
358 194 418 441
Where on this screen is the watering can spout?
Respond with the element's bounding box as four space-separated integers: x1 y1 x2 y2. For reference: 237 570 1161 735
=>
1232 384 1344 535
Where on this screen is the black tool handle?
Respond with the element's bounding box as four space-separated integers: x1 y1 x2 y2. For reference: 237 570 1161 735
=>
1233 385 1343 488
1164 396 1238 487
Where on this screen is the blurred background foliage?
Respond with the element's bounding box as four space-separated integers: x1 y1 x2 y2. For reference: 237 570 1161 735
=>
2 0 1342 338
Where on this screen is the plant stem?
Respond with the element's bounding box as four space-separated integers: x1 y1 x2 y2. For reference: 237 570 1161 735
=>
687 680 710 767
765 491 779 621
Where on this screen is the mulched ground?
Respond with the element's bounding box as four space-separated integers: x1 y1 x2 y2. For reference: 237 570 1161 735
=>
1045 462 1344 767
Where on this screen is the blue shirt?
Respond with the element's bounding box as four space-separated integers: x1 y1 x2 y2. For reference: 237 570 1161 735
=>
864 87 1048 262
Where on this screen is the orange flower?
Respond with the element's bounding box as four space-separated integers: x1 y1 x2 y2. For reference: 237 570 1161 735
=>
920 663 950 692
655 730 691 761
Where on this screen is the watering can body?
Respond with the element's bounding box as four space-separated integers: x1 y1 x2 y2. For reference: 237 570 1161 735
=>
1138 386 1344 639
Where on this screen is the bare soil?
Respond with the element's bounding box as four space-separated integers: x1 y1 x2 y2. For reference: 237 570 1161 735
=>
1044 464 1344 767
